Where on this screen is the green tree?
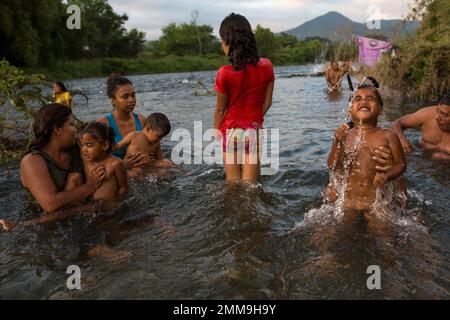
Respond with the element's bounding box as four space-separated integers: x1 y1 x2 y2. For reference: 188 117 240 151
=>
254 25 276 59
0 59 47 160
66 0 145 58
376 0 450 100
156 23 219 56
274 33 298 49
0 0 146 66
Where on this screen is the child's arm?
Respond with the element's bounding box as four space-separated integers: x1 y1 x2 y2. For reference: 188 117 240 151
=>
153 142 164 161
374 130 407 187
1 202 101 232
262 81 275 116
327 124 350 170
325 69 333 87
113 160 128 197
214 92 228 132
113 132 135 151
392 106 433 153
151 143 173 169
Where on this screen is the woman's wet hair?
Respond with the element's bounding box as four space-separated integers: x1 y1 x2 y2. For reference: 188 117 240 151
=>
107 73 133 99
54 81 68 92
77 121 116 153
144 113 171 137
29 103 72 151
219 13 259 71
349 76 384 107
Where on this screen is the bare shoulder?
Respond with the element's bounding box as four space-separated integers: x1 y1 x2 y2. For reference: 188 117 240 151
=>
104 155 124 170
380 127 396 137
111 157 126 171
380 128 402 144
126 131 138 139
20 153 48 186
108 155 122 165
20 153 46 169
97 116 108 125
414 106 437 118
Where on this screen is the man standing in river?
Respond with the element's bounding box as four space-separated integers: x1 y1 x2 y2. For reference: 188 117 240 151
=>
325 61 345 93
393 92 450 160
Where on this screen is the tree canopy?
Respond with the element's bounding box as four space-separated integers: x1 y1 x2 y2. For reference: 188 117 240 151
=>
0 0 146 67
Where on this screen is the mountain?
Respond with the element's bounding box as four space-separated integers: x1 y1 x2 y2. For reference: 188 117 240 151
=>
282 11 419 41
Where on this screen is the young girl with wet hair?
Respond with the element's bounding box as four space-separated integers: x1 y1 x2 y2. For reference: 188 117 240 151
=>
214 13 275 183
76 122 128 200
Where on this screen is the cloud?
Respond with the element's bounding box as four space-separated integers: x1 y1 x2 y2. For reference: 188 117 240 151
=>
109 0 415 39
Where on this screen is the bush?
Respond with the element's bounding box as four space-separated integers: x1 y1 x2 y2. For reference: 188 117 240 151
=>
374 0 450 101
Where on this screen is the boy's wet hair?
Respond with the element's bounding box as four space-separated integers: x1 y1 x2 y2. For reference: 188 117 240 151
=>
107 73 133 99
77 121 116 153
349 76 384 107
144 113 171 137
438 92 450 106
219 13 259 71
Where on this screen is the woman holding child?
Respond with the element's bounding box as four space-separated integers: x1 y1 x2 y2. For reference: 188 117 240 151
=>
19 104 106 213
97 74 148 169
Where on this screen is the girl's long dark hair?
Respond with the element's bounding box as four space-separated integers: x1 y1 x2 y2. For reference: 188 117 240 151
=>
54 81 68 92
219 13 260 71
28 103 72 151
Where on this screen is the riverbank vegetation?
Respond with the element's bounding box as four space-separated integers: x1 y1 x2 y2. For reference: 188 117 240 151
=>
374 0 449 101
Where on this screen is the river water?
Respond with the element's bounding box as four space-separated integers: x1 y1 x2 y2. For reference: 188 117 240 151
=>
0 65 449 299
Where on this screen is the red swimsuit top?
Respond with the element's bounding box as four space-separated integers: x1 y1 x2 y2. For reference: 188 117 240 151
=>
214 58 275 135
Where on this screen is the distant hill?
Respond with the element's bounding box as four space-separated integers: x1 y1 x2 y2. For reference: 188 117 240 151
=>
282 11 419 41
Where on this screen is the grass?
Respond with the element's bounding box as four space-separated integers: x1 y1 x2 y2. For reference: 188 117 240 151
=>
23 54 229 80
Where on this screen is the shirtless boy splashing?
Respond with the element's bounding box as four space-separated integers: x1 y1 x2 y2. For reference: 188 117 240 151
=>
326 78 407 221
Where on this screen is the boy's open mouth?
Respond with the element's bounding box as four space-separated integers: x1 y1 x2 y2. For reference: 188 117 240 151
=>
357 106 371 112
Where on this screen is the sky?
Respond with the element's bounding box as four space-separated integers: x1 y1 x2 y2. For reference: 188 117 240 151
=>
108 0 416 40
